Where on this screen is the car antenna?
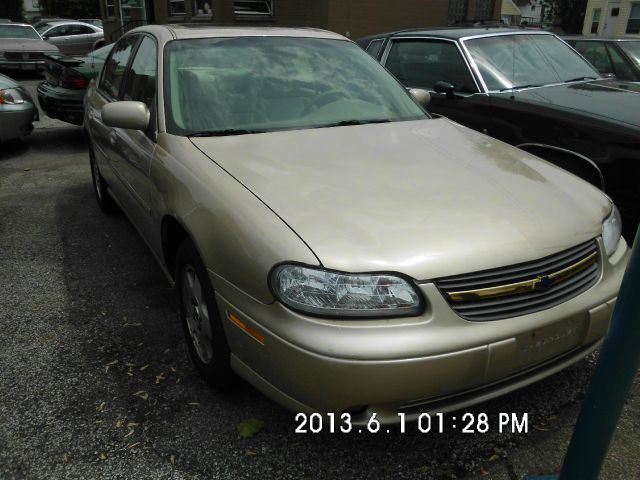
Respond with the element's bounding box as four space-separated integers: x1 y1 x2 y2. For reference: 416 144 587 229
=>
510 34 516 100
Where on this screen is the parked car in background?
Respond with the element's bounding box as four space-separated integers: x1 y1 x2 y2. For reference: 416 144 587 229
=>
37 43 112 125
564 37 640 82
0 72 37 141
36 21 104 55
0 23 59 72
0 19 12 24
358 28 640 241
84 25 628 422
31 17 68 30
78 19 103 29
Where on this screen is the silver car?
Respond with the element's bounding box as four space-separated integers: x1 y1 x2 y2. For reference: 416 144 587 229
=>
0 23 59 71
0 72 37 141
36 21 104 55
84 25 629 423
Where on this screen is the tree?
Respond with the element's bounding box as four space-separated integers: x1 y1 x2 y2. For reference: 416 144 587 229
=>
541 0 589 34
0 0 25 22
37 0 101 19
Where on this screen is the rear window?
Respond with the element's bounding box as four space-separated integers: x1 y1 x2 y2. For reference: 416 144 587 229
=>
0 25 41 40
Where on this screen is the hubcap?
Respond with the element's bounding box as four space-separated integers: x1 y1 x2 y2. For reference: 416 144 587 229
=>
181 265 213 363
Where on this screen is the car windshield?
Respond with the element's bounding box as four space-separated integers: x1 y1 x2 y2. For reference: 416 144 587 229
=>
35 23 53 34
619 41 640 68
464 34 599 91
0 25 41 40
164 36 428 136
88 43 113 61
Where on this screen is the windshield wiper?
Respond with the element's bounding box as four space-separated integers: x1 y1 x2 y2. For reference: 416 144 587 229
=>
499 84 541 92
315 119 393 128
188 128 263 137
563 76 598 83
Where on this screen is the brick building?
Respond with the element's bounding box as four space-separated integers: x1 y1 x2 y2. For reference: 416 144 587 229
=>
100 0 504 43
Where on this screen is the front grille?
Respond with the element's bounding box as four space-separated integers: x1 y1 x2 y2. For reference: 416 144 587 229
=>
435 240 600 321
4 52 45 60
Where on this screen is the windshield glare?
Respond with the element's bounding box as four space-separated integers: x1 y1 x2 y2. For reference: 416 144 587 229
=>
164 37 427 136
464 34 599 91
619 41 640 67
0 25 41 40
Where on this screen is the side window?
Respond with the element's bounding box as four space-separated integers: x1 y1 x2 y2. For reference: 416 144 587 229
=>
573 41 613 75
99 35 138 99
365 39 384 59
385 40 477 93
46 25 69 38
121 36 157 108
69 24 94 35
606 44 636 81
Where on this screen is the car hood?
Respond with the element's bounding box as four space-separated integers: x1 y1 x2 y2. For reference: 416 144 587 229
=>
0 38 59 52
191 119 610 280
0 72 18 89
507 79 640 129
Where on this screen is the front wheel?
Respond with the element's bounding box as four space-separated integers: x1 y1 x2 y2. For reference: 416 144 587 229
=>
176 239 234 389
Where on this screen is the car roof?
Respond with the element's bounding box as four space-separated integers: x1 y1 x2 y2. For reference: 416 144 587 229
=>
43 20 99 28
358 27 553 44
130 24 347 41
2 22 35 28
563 36 640 42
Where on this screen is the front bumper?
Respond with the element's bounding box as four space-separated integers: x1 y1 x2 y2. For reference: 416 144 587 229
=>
0 103 37 142
37 82 85 126
0 59 46 71
212 238 629 423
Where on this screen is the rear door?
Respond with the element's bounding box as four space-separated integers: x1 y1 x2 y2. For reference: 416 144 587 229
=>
66 24 97 54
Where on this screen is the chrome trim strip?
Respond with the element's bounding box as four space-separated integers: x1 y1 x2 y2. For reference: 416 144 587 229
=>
446 251 598 302
516 143 605 190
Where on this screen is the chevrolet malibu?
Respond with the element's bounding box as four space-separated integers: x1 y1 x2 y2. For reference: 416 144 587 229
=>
84 25 629 423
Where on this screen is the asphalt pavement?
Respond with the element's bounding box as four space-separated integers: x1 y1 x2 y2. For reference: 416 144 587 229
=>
0 73 638 480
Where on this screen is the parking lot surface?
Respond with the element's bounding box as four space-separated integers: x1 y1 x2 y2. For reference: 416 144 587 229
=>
1 74 639 480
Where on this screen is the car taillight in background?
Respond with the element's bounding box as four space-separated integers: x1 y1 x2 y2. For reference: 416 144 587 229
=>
60 68 89 89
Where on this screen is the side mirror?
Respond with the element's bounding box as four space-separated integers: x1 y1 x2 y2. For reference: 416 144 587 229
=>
42 35 49 40
409 88 430 108
102 101 149 130
434 81 456 98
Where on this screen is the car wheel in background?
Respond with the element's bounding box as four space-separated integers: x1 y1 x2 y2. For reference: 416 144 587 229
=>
176 239 234 389
89 144 119 214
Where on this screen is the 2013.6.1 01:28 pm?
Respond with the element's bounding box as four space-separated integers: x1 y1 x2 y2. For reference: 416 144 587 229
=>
294 412 529 434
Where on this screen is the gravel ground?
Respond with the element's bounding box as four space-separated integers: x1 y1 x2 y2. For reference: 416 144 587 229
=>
0 74 638 480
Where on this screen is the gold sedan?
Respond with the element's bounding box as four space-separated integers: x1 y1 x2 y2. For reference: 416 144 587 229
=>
84 25 628 424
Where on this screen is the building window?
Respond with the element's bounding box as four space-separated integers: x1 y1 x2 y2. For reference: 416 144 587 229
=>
32 0 40 8
591 8 601 34
475 0 494 21
234 0 274 17
193 0 212 16
105 0 116 17
627 4 640 34
611 7 619 16
448 0 468 24
168 0 185 15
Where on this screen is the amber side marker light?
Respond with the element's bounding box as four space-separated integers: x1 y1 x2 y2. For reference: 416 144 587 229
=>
227 311 265 345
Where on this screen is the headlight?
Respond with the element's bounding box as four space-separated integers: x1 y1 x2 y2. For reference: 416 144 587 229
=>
602 205 622 256
270 264 423 318
0 88 26 105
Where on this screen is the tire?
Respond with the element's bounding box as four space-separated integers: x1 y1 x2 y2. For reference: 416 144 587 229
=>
89 144 119 214
175 239 234 389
